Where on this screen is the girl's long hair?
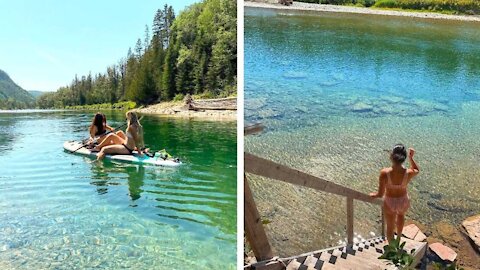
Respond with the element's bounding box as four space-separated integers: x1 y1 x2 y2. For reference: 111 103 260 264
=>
126 111 144 146
91 113 104 135
101 113 107 125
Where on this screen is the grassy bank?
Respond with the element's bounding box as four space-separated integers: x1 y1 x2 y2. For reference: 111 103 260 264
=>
64 101 136 111
295 0 480 14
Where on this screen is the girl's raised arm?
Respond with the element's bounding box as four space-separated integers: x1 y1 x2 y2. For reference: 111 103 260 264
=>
408 148 419 175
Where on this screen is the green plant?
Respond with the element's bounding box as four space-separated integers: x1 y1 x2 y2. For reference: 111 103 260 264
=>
374 0 398 8
173 93 185 101
431 262 464 270
378 238 415 267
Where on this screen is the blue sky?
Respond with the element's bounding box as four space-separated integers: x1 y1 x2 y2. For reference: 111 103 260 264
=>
0 0 198 92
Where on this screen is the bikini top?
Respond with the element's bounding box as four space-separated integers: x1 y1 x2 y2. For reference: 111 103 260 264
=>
386 169 408 191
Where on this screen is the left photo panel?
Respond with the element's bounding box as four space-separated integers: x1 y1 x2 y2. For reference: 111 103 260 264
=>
0 0 237 269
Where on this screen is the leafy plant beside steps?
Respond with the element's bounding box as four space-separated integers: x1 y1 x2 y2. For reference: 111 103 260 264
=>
431 262 464 270
379 238 464 270
378 238 416 268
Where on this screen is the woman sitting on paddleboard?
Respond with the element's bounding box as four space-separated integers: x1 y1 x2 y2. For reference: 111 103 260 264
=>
369 144 419 243
89 113 115 139
93 111 144 160
88 113 129 146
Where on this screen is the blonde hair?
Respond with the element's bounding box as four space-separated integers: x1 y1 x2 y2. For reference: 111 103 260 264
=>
126 111 141 127
126 111 144 147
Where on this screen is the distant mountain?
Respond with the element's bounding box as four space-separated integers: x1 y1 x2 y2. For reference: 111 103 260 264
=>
0 69 35 109
28 90 48 98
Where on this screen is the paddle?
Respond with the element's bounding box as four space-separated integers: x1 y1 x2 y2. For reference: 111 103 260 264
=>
69 122 128 154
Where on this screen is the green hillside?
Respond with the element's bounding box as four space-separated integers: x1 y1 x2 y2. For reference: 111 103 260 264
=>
0 69 35 109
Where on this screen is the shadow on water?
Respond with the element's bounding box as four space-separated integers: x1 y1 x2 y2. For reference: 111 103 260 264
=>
0 114 19 155
89 161 146 204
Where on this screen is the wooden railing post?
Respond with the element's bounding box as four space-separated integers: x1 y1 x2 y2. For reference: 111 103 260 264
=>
346 197 354 244
244 174 273 261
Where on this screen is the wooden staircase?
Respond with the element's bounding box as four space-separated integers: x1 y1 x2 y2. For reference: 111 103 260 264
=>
244 125 427 270
246 237 427 270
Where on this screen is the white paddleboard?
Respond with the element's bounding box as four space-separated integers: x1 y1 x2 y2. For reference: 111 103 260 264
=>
63 141 182 167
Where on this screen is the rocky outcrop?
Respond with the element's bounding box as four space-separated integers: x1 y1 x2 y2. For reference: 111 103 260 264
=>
429 242 457 262
427 220 480 269
462 214 480 252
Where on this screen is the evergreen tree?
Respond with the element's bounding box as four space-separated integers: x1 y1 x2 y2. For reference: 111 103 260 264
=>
134 38 143 59
37 0 237 108
144 25 150 53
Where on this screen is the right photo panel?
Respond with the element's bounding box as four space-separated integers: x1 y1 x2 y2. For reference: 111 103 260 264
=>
243 1 480 269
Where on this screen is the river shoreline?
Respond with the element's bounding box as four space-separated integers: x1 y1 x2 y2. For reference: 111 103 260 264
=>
1 98 237 121
245 1 480 22
133 99 237 121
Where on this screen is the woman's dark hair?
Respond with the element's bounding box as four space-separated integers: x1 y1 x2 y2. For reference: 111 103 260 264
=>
101 113 107 124
391 144 407 163
91 113 105 136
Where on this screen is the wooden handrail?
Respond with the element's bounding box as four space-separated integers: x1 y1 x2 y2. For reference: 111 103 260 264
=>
244 122 385 264
245 152 383 205
245 151 384 251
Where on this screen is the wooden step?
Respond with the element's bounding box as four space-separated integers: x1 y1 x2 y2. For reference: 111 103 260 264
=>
247 237 427 270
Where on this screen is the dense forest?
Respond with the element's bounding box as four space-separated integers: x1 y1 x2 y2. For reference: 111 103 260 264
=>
37 0 236 109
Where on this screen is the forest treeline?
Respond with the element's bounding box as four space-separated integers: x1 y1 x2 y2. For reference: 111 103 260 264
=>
37 0 236 109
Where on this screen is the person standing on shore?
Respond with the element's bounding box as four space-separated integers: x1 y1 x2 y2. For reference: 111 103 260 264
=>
369 144 420 243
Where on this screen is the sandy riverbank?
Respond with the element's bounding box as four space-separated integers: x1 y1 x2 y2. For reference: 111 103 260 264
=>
133 98 237 121
245 1 480 22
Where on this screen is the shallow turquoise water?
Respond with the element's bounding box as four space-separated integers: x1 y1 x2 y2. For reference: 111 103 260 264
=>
245 8 480 256
0 111 236 269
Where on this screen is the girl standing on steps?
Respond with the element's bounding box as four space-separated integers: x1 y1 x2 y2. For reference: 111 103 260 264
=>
369 144 420 243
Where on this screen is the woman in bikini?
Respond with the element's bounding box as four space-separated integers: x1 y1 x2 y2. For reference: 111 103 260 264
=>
87 113 121 146
89 113 108 139
93 111 144 160
369 144 420 243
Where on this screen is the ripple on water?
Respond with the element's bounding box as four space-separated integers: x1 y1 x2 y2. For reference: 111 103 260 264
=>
0 112 236 269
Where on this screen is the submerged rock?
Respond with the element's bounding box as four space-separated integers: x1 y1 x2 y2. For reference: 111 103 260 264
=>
245 98 267 111
258 108 283 119
380 95 404 104
462 214 480 252
351 102 374 113
282 71 308 79
434 221 464 248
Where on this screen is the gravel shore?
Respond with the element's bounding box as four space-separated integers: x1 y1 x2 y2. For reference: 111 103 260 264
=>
133 99 237 121
245 1 480 22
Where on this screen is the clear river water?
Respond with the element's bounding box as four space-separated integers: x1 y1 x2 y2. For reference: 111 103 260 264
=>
0 110 236 269
245 7 480 256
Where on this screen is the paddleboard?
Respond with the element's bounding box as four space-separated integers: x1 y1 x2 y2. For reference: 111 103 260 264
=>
63 141 182 167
